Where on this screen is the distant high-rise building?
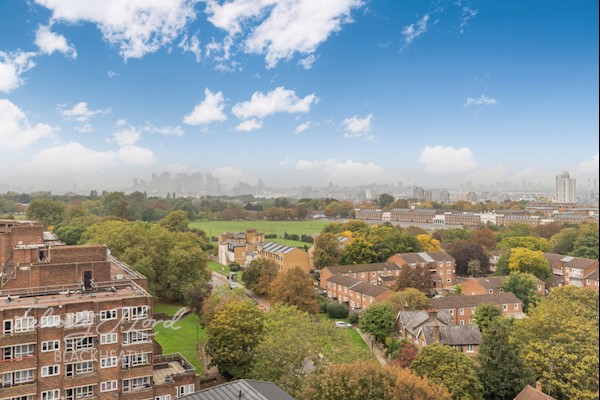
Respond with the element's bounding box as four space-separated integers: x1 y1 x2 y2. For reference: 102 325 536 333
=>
555 171 576 203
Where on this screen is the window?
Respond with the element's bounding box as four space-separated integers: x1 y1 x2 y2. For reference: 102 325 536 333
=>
502 304 508 312
449 309 454 315
123 330 151 345
122 376 151 393
65 337 94 352
446 261 451 266
100 381 118 393
100 357 118 368
75 311 94 326
42 341 59 352
440 269 443 275
370 296 374 304
14 317 36 333
65 361 94 377
460 320 465 326
4 320 13 335
177 385 194 398
41 365 60 377
100 309 117 321
14 344 35 358
41 390 60 400
13 370 34 384
131 306 149 320
537 285 542 291
488 289 493 294
40 316 60 328
446 269 451 275
122 307 130 320
514 303 519 310
100 333 118 345
156 396 171 400
371 272 376 276
122 353 150 368
466 344 474 353
361 272 365 278
65 386 94 400
459 308 464 315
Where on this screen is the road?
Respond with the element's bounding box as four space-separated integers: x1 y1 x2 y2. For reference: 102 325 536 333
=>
210 271 270 310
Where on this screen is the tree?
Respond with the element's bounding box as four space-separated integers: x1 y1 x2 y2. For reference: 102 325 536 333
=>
368 225 422 261
255 260 279 297
493 249 511 276
417 234 442 252
200 285 248 328
496 223 534 242
158 210 190 232
508 248 551 279
326 301 349 318
54 225 86 245
533 222 564 239
411 344 483 400
377 193 395 209
478 319 534 400
340 237 378 265
387 338 419 368
205 300 264 378
394 264 432 293
313 233 343 269
300 361 451 400
472 303 502 333
448 240 489 276
512 286 599 400
497 236 550 252
549 227 579 254
270 267 320 314
359 303 396 343
185 282 212 316
467 259 482 277
242 258 263 290
572 226 599 259
386 288 428 312
440 228 471 243
26 198 65 227
501 273 542 313
470 227 497 251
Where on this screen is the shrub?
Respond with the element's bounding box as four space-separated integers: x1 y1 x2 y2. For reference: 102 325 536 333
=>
347 310 359 324
327 301 349 319
229 263 240 272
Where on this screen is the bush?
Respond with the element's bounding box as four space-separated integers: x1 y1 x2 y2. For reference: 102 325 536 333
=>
229 263 240 272
264 234 277 239
348 311 359 324
327 302 349 319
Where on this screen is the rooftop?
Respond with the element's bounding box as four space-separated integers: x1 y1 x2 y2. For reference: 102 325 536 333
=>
182 379 295 400
152 354 197 385
260 241 298 254
326 262 399 274
422 325 482 346
428 292 522 309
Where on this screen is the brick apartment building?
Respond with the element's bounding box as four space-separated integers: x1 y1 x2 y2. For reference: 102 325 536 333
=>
387 252 456 288
325 275 392 310
427 292 524 326
544 253 599 290
0 220 200 400
318 263 400 290
217 229 265 267
461 276 546 297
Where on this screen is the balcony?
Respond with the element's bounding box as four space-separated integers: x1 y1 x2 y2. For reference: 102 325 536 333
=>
152 354 197 385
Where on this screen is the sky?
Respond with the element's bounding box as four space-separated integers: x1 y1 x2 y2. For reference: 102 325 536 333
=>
0 0 598 193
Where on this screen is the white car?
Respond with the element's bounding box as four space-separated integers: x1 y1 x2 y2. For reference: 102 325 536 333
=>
335 321 352 328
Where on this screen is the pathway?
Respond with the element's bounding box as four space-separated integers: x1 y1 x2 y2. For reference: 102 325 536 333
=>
356 328 389 366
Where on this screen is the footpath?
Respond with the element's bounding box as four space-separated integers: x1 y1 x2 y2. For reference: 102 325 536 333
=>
356 328 389 366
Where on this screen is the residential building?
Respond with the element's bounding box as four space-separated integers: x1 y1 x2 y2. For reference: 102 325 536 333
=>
554 171 576 203
427 292 524 326
0 220 200 400
387 252 456 288
181 379 295 400
544 253 599 289
514 382 556 400
325 275 392 310
217 229 264 267
461 276 546 296
318 263 400 290
256 242 310 274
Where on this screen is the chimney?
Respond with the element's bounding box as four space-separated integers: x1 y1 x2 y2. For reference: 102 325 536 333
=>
403 301 409 311
433 322 440 343
427 308 437 321
535 381 543 392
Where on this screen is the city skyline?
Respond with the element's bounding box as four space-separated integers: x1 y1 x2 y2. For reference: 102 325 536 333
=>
0 1 598 192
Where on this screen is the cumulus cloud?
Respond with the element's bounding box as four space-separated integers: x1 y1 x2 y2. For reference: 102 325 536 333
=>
178 34 201 62
143 124 184 136
235 119 262 132
34 24 77 58
74 124 94 133
205 0 363 68
0 99 55 149
118 145 156 165
298 54 317 70
29 142 117 172
294 121 311 134
0 50 37 93
183 88 227 126
112 127 140 146
61 102 111 122
342 114 373 140
232 86 317 119
465 95 497 106
295 158 388 185
34 0 199 60
402 14 429 45
578 152 599 174
418 145 478 174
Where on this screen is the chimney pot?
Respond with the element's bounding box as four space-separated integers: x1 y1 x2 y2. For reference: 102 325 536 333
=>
536 381 543 392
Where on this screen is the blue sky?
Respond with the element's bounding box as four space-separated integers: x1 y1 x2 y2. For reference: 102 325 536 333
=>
0 0 598 192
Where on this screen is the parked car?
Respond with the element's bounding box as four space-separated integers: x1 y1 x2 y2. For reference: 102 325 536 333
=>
335 321 352 328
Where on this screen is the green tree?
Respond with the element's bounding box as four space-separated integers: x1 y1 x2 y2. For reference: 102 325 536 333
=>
496 223 534 242
549 227 579 254
158 210 190 232
440 228 471 243
512 286 599 400
185 282 212 316
54 225 86 245
572 225 599 259
270 267 320 314
411 343 483 400
368 225 422 261
493 249 511 276
200 285 248 328
313 232 343 269
478 319 533 400
497 236 550 252
255 259 279 297
301 361 451 400
359 303 396 343
205 300 264 378
472 303 502 332
377 193 395 209
508 248 551 279
340 237 378 264
386 288 428 312
501 273 542 313
26 198 65 227
468 259 482 277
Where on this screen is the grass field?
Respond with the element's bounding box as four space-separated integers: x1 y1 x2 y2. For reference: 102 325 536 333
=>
207 261 242 281
152 302 206 374
190 220 329 240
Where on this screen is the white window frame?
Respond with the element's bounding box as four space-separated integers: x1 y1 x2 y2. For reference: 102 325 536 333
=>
41 390 61 400
75 311 94 327
41 340 60 352
459 307 464 315
13 369 34 384
122 376 152 393
100 381 118 393
41 365 60 377
65 337 94 352
466 344 474 353
14 344 35 358
514 303 519 310
155 396 172 400
131 306 149 320
40 316 60 328
502 304 508 312
460 320 465 326
122 353 150 369
100 357 118 369
177 385 194 398
14 317 36 333
100 333 118 345
3 319 12 335
100 309 117 321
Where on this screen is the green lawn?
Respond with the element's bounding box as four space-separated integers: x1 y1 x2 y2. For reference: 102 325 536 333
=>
152 302 206 374
345 328 369 350
207 261 242 282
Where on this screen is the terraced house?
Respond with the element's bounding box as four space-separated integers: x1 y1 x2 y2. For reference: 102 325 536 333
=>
325 275 392 310
387 252 456 288
318 263 401 290
0 220 200 400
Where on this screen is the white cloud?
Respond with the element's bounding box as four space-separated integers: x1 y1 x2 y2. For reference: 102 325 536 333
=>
112 127 140 146
402 14 429 45
294 121 311 134
115 118 128 127
0 50 37 93
183 88 227 126
0 99 55 149
74 124 94 133
232 86 317 119
34 24 77 59
578 152 599 174
298 54 317 69
418 145 478 174
167 163 188 173
29 142 117 172
465 95 497 106
342 114 373 140
295 158 388 185
34 0 199 60
143 124 184 136
118 145 155 165
235 119 262 132
459 6 478 33
211 166 257 185
178 34 201 62
107 70 119 78
205 0 363 68
61 102 111 122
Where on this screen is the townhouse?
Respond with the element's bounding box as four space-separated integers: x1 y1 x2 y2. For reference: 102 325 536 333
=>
461 276 546 296
427 292 524 326
0 220 200 400
387 252 456 288
544 253 599 290
325 275 392 310
318 263 401 290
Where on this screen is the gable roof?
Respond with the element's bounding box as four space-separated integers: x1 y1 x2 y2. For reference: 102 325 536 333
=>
467 275 544 290
327 274 391 297
184 379 295 400
514 385 556 400
389 251 455 264
428 292 522 309
585 269 599 281
421 325 482 346
397 310 453 337
325 262 400 274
